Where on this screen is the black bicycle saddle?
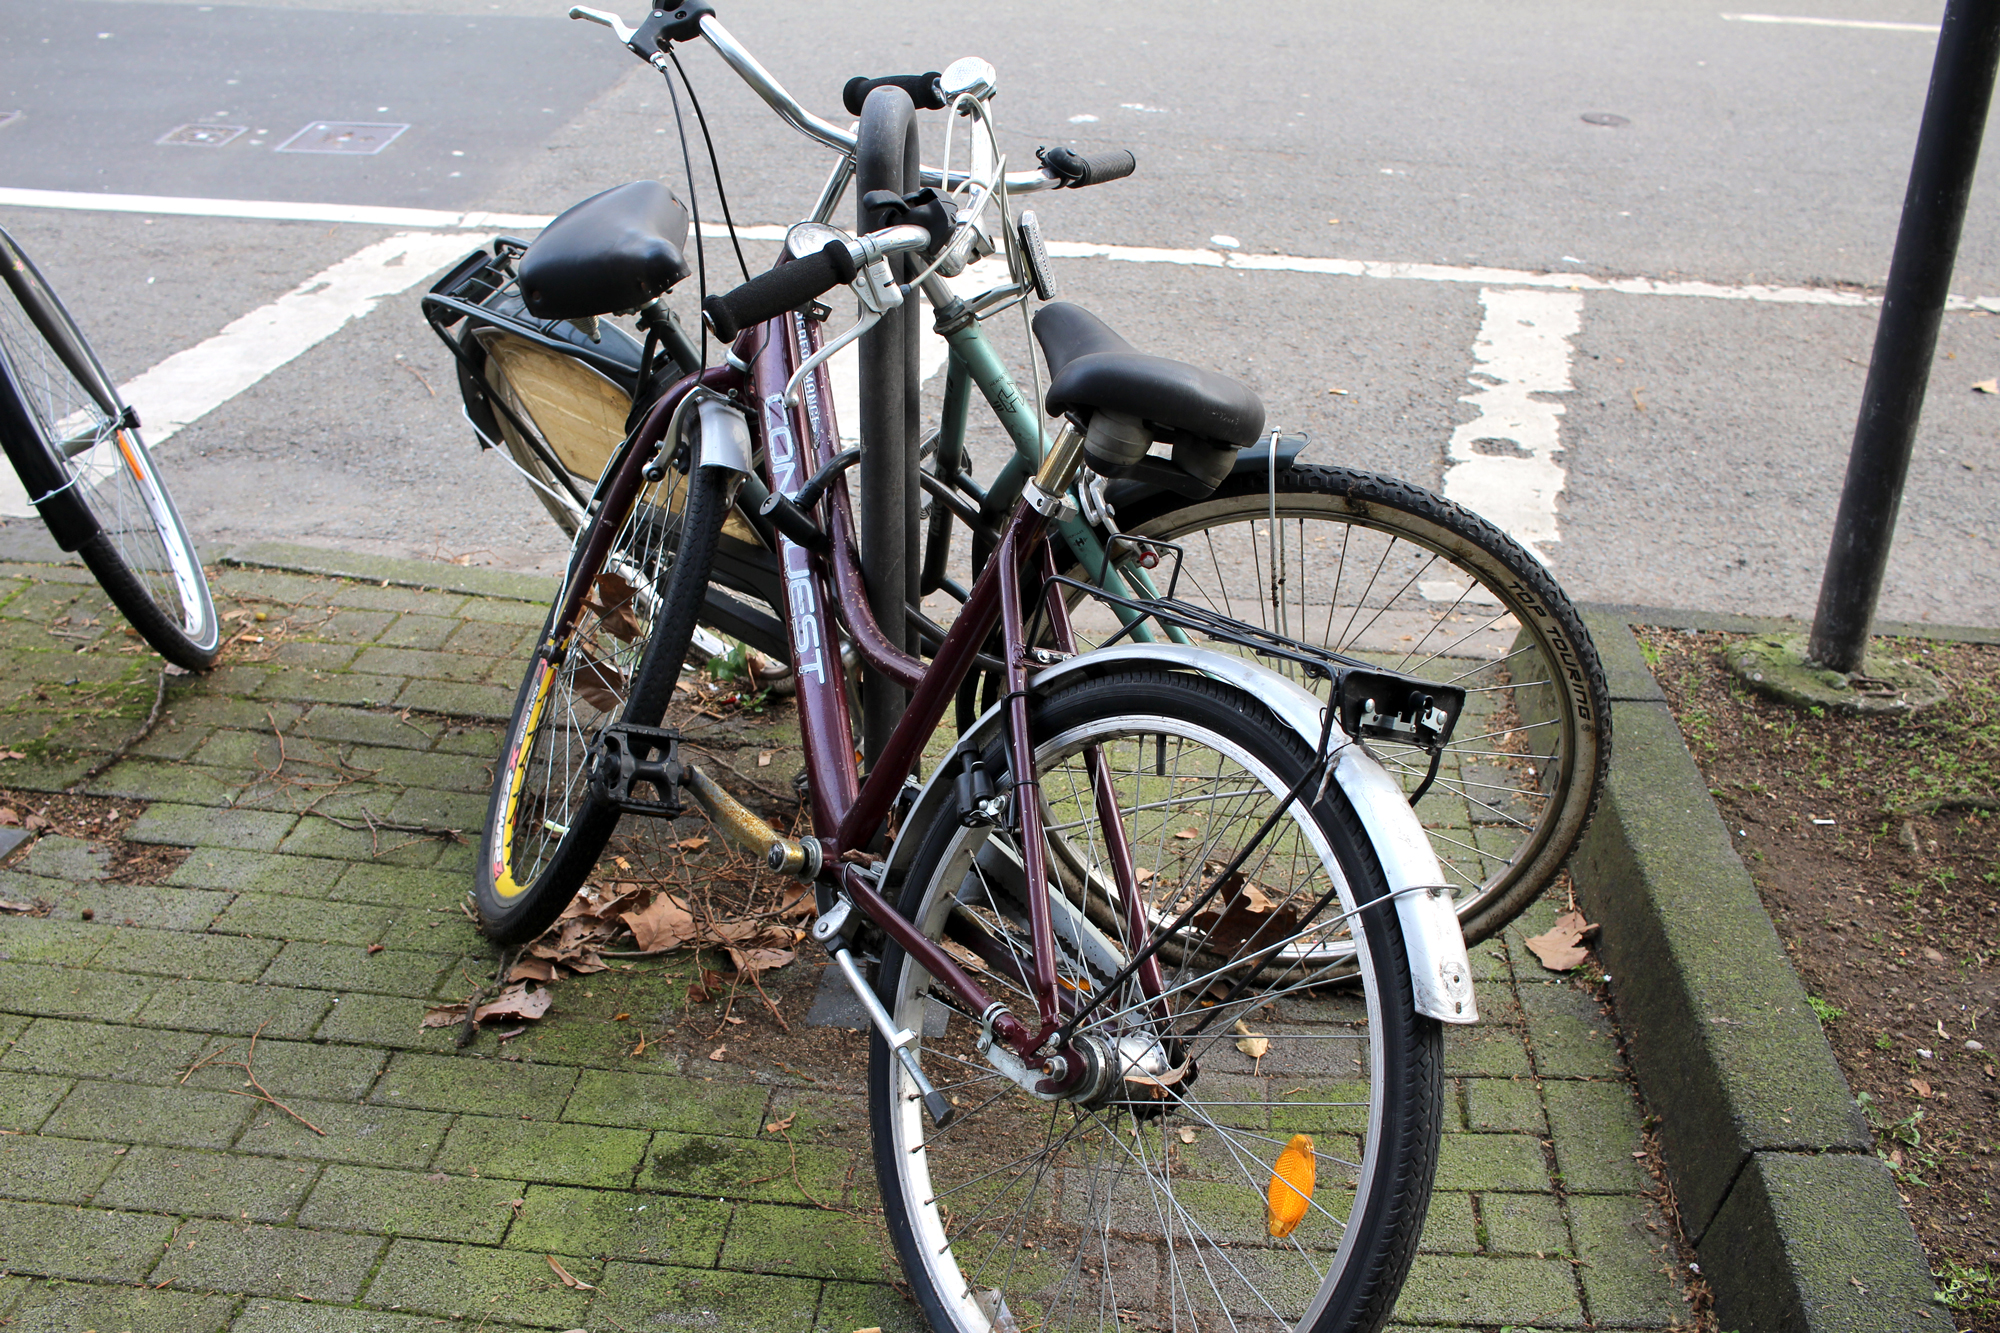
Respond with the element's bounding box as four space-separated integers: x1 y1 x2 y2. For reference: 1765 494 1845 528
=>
1032 302 1265 449
518 180 691 322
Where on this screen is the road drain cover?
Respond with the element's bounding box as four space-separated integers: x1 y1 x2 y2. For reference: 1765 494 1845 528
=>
157 123 246 147
275 121 409 155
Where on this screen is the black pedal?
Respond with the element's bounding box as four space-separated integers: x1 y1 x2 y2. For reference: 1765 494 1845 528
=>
586 723 685 818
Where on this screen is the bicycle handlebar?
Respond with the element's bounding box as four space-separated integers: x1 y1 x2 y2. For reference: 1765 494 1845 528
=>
1038 146 1138 189
572 6 1089 197
843 72 946 116
702 241 858 341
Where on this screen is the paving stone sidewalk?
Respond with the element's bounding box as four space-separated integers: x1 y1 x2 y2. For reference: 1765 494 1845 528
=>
0 549 1696 1331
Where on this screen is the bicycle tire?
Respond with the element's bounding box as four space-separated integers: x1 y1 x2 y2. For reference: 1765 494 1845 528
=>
475 435 730 944
1077 463 1610 948
872 668 1442 1333
0 228 219 671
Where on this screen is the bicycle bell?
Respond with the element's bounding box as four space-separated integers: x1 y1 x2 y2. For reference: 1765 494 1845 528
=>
938 56 997 103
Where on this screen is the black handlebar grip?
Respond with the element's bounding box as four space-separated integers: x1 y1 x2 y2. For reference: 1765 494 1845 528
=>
1039 145 1138 188
843 72 945 116
701 242 860 342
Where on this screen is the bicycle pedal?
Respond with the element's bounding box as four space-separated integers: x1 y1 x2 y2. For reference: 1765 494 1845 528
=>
586 723 685 819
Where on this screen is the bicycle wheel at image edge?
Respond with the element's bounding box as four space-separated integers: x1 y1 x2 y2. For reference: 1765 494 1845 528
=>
475 443 729 944
1090 463 1610 948
0 228 218 671
872 670 1444 1333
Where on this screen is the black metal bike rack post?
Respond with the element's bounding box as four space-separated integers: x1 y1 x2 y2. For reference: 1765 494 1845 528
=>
856 86 922 765
1809 0 2000 672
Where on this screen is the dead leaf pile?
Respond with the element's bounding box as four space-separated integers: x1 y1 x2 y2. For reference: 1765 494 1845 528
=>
1523 910 1600 973
421 982 553 1031
509 878 814 985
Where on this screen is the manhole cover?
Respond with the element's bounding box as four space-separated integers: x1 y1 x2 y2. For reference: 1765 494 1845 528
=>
1580 112 1630 127
157 123 246 147
0 111 21 132
275 121 409 155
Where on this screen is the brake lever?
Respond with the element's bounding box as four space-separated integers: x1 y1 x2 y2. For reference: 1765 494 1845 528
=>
567 6 635 43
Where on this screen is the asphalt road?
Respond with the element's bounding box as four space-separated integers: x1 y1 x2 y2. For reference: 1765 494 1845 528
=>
0 0 1995 626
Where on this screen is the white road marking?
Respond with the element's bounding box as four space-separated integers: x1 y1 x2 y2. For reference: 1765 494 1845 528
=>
9 185 1995 308
1437 289 1584 564
1721 12 1938 33
0 231 478 517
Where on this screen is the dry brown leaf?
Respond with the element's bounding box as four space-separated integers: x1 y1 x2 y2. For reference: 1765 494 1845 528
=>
570 648 626 713
0 750 23 761
727 946 797 978
0 807 17 826
757 750 773 767
1974 378 1999 394
22 814 49 832
765 1112 797 1134
545 1255 595 1290
708 1046 727 1062
419 1003 467 1030
509 956 557 983
1911 1078 1933 1098
1523 910 1598 973
587 572 645 642
675 836 710 851
366 943 385 955
1232 1019 1270 1060
621 893 696 954
1173 827 1200 840
1178 1126 1197 1144
474 983 552 1024
0 900 43 914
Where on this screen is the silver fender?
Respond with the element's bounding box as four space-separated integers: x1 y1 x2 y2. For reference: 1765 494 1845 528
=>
883 643 1477 1025
695 397 754 474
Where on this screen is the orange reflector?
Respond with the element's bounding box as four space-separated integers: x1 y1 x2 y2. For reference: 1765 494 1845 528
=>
114 432 146 484
1266 1132 1316 1238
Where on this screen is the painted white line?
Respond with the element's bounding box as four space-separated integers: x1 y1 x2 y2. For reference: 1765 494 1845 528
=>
1 231 479 518
1722 12 1938 33
12 185 1978 308
1438 289 1584 562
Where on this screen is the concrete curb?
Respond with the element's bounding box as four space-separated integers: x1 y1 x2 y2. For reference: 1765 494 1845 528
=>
1567 611 1939 1333
221 541 556 604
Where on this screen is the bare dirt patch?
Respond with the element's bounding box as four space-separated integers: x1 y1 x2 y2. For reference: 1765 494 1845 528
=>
1641 629 1999 1330
0 785 190 888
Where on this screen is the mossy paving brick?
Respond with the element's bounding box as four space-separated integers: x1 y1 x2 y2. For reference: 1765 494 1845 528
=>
2 1017 207 1083
430 721 503 758
592 1260 821 1333
1415 1190 1480 1253
384 787 487 831
370 1050 577 1118
260 941 454 997
236 1097 450 1169
374 613 461 651
266 639 365 671
392 678 514 722
1390 1253 1586 1327
351 645 488 685
324 585 468 617
816 1279 927 1333
43 1079 253 1149
759 1087 866 1141
180 1036 386 1103
0 1132 121 1202
191 728 341 773
0 917 109 966
1482 1190 1571 1255
312 992 462 1052
721 1202 898 1282
164 696 304 735
0 960 158 1021
504 1182 728 1265
84 759 244 807
458 595 548 625
330 862 468 908
5 879 230 931
125 803 298 853
21 835 111 881
1464 1076 1550 1134
362 1239 595 1326
492 1016 660 1070
291 703 442 751
233 781 397 822
313 608 400 642
0 1200 173 1281
97 1146 319 1222
433 1115 647 1188
151 1219 383 1302
277 816 447 868
3 1279 235 1333
560 1070 768 1135
345 744 487 795
212 892 398 945
135 979 336 1039
167 849 345 896
131 720 216 762
94 927 282 982
442 617 537 659
642 1130 851 1205
229 1297 446 1332
255 670 409 710
1443 1022 1533 1078
297 1164 526 1242
1474 978 1525 1026
212 568 338 604
1542 1079 1650 1193
1434 1131 1554 1193
1566 1192 1687 1326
